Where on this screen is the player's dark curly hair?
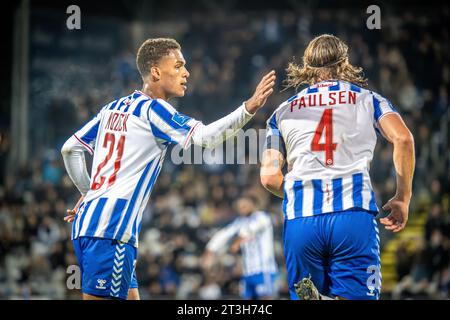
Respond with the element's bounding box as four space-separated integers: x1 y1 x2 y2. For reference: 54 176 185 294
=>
136 38 181 78
284 34 367 90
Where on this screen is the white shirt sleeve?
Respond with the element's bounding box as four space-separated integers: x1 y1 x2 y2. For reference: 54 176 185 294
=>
148 99 254 150
190 103 254 149
61 135 91 195
206 220 242 253
371 92 398 126
60 108 104 195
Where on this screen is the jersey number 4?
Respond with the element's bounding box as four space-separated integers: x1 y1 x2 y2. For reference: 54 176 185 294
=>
311 109 337 166
91 133 125 190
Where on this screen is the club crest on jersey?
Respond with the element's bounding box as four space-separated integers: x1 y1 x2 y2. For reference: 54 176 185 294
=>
172 113 190 126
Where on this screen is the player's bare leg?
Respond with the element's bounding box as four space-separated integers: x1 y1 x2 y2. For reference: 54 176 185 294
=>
127 288 140 300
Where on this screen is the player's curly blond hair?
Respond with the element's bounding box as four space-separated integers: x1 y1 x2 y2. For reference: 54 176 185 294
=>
284 34 367 90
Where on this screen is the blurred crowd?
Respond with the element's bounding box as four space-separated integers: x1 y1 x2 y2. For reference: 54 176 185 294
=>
0 6 449 299
392 201 450 299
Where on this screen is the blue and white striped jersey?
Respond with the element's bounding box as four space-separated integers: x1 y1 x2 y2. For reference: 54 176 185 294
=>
265 80 398 220
206 211 278 276
71 91 199 247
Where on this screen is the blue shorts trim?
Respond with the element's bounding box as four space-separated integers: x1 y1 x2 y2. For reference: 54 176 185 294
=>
73 237 138 300
283 209 381 300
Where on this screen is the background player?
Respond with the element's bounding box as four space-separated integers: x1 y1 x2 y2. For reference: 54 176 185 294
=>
202 195 279 299
260 34 415 300
61 38 276 300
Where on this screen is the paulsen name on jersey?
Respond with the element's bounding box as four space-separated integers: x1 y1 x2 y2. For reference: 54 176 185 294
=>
289 90 357 111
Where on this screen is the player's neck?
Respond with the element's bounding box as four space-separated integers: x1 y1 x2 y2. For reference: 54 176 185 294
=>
141 83 168 101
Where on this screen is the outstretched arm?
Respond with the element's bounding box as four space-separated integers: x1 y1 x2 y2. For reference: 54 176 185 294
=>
191 71 276 149
201 221 241 269
378 113 415 233
205 222 241 253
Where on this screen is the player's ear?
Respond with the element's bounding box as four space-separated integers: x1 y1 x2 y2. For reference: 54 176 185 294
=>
150 66 161 81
